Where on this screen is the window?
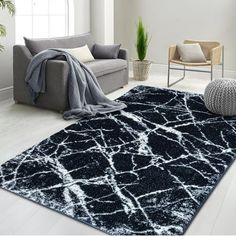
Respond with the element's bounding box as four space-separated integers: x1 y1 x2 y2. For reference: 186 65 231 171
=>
15 0 73 44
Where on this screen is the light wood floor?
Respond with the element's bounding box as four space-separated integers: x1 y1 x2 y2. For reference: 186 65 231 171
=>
0 71 236 235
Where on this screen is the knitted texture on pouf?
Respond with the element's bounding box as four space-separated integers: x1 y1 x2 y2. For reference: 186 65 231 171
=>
204 78 236 116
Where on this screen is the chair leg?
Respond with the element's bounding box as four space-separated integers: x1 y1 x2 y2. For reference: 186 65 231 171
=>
211 64 213 81
168 64 186 88
222 63 224 78
167 61 170 87
222 46 225 78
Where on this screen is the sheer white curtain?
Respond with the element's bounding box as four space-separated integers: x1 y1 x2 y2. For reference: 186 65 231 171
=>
15 0 74 44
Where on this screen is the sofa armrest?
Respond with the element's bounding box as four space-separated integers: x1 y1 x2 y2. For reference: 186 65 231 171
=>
45 60 70 98
14 45 32 61
13 46 70 111
13 45 33 102
118 49 129 75
31 60 70 112
46 60 69 85
118 48 129 61
13 45 32 79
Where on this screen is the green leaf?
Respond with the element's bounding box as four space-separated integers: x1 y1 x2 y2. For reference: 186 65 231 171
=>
0 0 15 15
0 44 4 52
0 0 15 53
0 24 6 37
135 18 150 61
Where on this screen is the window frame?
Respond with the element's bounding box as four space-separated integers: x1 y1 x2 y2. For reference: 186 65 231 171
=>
15 0 74 43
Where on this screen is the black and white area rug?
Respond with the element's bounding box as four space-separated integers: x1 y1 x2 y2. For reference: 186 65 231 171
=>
0 86 236 235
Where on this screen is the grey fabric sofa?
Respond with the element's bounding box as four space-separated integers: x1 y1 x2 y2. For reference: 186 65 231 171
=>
13 33 129 112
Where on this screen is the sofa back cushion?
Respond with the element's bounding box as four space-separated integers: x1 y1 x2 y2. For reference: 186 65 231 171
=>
93 43 121 59
62 45 95 63
24 33 95 55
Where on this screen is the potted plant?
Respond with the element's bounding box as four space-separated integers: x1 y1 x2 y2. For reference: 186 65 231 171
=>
0 0 15 52
133 18 151 81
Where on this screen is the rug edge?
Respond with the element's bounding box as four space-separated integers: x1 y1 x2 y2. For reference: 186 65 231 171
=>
182 157 236 234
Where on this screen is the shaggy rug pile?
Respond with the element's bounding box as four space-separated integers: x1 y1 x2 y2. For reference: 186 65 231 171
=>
1 86 236 235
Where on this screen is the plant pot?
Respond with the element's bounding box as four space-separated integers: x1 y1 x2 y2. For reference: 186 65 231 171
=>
133 60 151 81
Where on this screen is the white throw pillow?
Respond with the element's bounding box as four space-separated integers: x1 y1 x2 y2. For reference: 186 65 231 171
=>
177 43 207 63
62 45 95 63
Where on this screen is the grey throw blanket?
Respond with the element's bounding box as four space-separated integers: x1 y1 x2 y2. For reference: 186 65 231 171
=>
25 49 127 120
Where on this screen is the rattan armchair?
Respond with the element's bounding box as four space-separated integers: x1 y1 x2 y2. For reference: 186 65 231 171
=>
167 40 224 87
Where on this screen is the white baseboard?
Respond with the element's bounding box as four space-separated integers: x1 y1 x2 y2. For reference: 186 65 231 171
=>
0 86 13 102
129 62 236 79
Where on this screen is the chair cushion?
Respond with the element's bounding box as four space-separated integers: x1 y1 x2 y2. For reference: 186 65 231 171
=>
184 40 220 60
24 33 95 55
92 43 121 59
177 43 207 63
86 59 127 77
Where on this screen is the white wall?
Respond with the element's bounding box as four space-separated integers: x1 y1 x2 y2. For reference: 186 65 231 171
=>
74 0 90 35
90 0 114 44
0 4 15 96
104 0 114 44
114 0 236 71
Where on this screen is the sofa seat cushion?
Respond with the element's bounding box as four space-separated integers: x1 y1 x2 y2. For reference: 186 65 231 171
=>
86 59 127 77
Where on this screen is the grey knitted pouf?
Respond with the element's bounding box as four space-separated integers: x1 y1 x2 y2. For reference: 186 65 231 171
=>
204 78 236 116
